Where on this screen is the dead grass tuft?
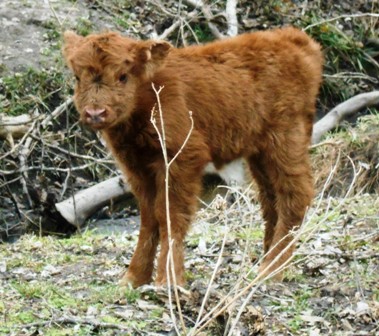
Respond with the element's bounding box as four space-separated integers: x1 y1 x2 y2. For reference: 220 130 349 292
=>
312 113 379 195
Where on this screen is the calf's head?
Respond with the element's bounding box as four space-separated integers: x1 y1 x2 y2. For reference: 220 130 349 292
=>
63 31 172 130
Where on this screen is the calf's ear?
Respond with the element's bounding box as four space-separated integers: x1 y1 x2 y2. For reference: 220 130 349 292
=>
134 40 172 77
62 31 84 63
145 41 172 61
140 40 172 63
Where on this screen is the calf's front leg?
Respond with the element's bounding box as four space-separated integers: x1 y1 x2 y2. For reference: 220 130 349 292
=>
154 167 204 287
120 184 159 288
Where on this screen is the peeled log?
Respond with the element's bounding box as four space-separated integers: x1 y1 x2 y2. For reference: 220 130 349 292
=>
0 113 33 147
55 176 130 227
56 91 379 227
312 91 379 144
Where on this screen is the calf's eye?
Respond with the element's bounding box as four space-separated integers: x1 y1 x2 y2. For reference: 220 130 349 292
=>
75 75 80 82
119 74 128 83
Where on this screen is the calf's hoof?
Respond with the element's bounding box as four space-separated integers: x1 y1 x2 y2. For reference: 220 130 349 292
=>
119 271 152 288
155 274 185 288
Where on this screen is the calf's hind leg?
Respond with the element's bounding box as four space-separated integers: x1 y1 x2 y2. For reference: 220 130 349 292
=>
257 128 313 280
248 154 278 254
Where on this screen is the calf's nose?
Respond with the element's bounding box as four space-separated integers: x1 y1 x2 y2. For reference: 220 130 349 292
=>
84 107 106 118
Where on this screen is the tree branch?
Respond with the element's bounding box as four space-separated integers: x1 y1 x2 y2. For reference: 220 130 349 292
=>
55 176 130 227
226 0 238 37
184 0 224 39
312 91 379 144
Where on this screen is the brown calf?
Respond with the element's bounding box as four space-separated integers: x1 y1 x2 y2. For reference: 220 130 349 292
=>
63 27 323 287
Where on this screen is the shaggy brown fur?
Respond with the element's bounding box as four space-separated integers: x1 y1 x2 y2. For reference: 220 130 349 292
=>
63 27 323 287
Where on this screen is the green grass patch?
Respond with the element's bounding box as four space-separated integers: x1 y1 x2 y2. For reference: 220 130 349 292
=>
75 17 94 36
0 67 67 116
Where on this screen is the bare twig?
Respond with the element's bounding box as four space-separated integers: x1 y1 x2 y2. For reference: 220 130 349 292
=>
303 13 379 31
190 207 231 336
41 97 73 128
16 316 132 331
193 153 362 335
47 0 62 26
150 83 193 334
297 251 379 260
0 162 102 175
323 72 378 83
184 0 224 39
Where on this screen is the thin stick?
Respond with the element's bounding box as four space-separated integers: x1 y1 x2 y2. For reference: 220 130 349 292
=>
190 210 231 336
150 83 191 334
47 0 62 26
303 13 379 31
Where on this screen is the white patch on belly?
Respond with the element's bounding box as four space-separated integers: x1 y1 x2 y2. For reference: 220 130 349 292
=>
204 158 246 186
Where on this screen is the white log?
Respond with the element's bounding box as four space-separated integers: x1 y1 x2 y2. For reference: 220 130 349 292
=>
0 113 33 145
226 0 238 37
56 91 379 227
55 176 130 227
312 91 379 144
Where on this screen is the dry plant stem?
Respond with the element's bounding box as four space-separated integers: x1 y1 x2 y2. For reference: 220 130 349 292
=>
0 114 34 150
41 97 73 128
0 114 34 128
32 136 114 164
299 251 379 259
150 83 191 334
18 135 34 208
184 0 224 39
220 187 259 333
190 211 231 336
47 0 62 26
0 161 102 175
159 20 182 40
196 155 361 335
303 13 379 31
194 240 297 335
196 154 341 334
227 224 310 335
310 140 343 149
324 72 378 83
153 0 199 42
0 98 73 160
193 226 302 334
311 91 379 144
0 120 36 161
17 316 131 331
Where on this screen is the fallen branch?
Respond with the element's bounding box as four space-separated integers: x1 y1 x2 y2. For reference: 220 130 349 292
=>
184 0 224 39
0 98 73 160
55 90 379 227
55 176 130 227
16 316 133 332
311 91 379 144
226 0 238 37
0 113 33 148
298 251 379 260
303 13 379 32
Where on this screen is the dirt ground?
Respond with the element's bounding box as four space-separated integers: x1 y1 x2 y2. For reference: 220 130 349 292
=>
0 191 378 335
0 0 111 73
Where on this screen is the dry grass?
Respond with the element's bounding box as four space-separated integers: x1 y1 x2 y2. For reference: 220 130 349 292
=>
312 113 379 196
